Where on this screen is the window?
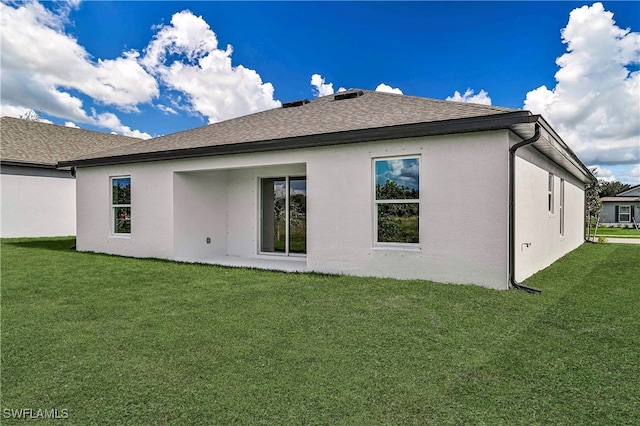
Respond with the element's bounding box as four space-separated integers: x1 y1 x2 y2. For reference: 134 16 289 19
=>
260 176 306 255
548 173 554 213
111 176 131 234
374 157 420 245
619 205 631 222
559 179 565 235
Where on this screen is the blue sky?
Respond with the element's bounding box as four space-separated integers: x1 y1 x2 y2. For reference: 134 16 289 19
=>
1 1 639 184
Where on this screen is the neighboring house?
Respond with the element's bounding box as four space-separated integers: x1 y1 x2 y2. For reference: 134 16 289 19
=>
599 184 640 226
0 117 141 237
59 90 595 290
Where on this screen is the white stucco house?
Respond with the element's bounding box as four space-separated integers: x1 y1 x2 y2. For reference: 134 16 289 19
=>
59 90 595 290
599 185 640 227
0 117 140 237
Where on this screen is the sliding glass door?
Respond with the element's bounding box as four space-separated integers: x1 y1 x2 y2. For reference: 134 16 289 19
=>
260 176 306 255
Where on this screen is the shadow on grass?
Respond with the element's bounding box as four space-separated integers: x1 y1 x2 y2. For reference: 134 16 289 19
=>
2 237 76 253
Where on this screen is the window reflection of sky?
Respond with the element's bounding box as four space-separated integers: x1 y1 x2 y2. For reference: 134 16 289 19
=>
376 158 419 190
273 178 307 198
274 180 286 198
113 177 130 189
290 179 307 195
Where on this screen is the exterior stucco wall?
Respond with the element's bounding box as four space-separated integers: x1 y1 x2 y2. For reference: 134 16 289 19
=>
76 155 308 263
75 130 514 289
172 163 306 263
513 139 586 282
76 163 175 259
174 170 229 260
1 172 76 237
307 132 510 289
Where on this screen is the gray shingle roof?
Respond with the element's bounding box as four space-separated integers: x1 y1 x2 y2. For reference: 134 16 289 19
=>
617 184 640 197
64 89 520 164
0 116 142 167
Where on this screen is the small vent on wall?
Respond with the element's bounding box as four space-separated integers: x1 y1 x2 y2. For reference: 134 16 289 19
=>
282 99 310 108
334 90 364 101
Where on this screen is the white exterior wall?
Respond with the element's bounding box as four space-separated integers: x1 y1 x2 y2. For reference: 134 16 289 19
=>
172 163 306 266
77 155 309 269
513 140 586 282
76 131 513 289
307 132 510 289
1 173 76 237
76 163 175 259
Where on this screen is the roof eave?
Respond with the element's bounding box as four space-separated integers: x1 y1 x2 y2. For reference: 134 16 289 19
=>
617 184 640 196
0 159 64 169
601 196 640 202
509 117 596 185
59 111 534 168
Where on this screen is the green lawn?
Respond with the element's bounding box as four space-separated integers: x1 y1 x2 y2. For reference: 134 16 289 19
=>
2 238 639 425
594 227 640 238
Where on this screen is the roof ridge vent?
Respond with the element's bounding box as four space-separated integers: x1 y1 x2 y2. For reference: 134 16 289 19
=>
334 90 364 101
282 99 310 108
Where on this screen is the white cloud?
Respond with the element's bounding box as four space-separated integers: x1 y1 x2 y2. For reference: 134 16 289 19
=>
524 2 640 168
375 83 403 94
311 74 336 97
0 0 154 137
93 112 152 139
157 104 178 115
1 73 91 123
590 164 640 185
64 121 80 128
0 105 33 119
1 2 281 136
312 77 403 96
616 164 640 185
445 88 492 105
0 1 157 111
591 165 618 181
141 10 280 123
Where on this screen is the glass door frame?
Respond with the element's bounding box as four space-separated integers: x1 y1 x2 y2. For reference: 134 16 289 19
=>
259 175 307 257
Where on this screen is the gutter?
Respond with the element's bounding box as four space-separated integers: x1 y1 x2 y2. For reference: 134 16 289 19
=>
508 123 542 293
535 118 595 185
0 159 60 169
0 159 74 178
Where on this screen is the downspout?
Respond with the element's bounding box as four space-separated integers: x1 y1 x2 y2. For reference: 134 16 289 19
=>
509 123 542 293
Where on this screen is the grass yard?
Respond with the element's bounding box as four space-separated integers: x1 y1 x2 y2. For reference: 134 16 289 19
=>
593 227 640 238
1 238 639 425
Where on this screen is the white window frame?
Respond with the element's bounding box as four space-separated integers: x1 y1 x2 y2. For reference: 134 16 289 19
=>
548 173 555 214
559 178 565 236
111 176 131 236
258 175 307 257
373 155 421 248
619 205 631 223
